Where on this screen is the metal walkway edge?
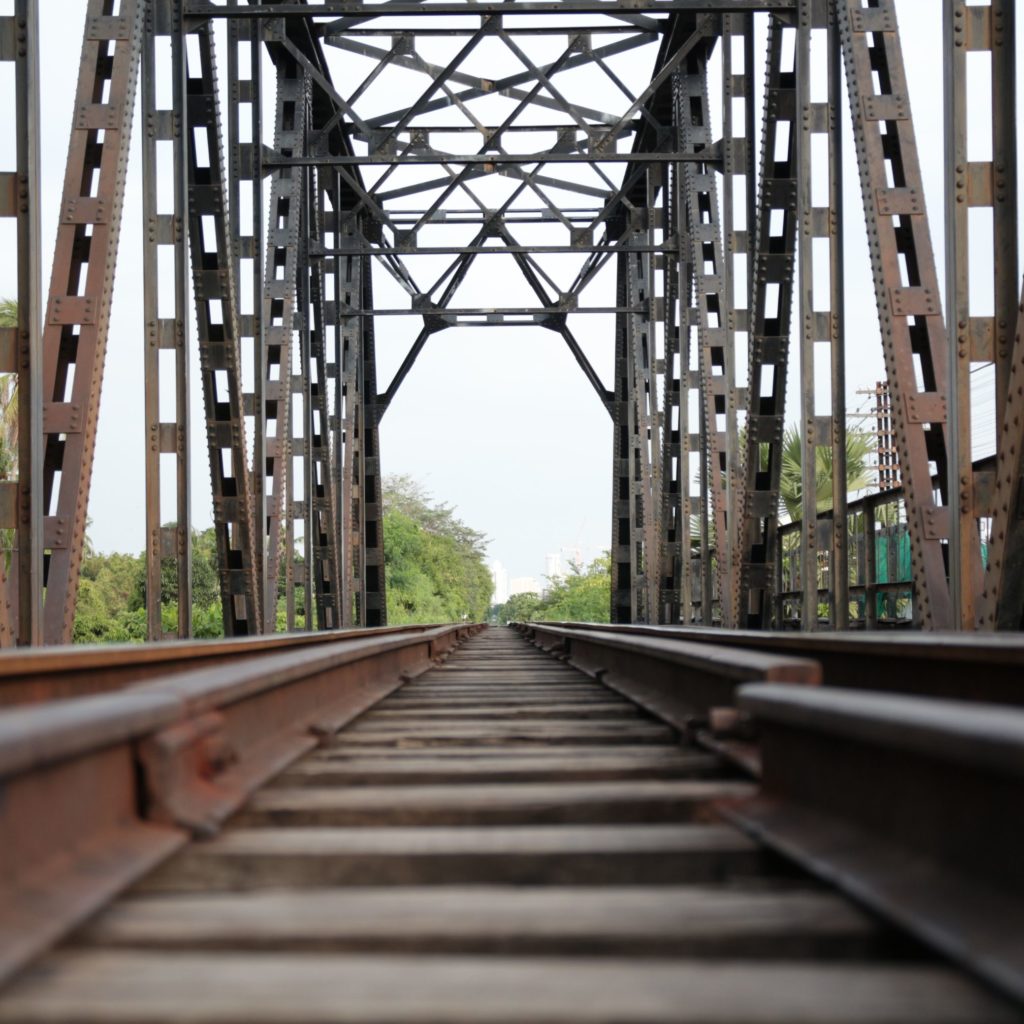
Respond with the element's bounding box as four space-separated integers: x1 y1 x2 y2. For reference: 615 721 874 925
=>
0 628 1013 1023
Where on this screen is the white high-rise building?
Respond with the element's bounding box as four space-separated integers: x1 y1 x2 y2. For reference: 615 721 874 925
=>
490 560 509 605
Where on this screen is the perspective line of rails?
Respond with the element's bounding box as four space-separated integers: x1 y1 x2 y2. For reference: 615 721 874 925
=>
0 622 1021 1021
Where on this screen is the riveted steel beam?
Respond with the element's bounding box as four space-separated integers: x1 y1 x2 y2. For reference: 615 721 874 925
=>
38 0 142 645
142 0 191 641
0 0 43 647
945 0 1018 630
184 20 261 635
677 55 739 627
838 0 955 630
796 0 845 630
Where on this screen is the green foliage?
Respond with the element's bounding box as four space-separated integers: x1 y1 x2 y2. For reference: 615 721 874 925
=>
71 477 495 639
0 298 18 481
778 425 875 521
492 591 544 624
72 526 226 643
538 555 612 622
383 475 493 624
492 555 611 624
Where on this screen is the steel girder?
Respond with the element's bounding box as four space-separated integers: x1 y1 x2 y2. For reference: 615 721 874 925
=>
38 0 141 644
945 0 1020 629
796 0 846 630
303 174 342 629
838 0 957 630
675 48 740 627
0 0 42 646
737 18 798 629
142 0 191 641
184 21 262 635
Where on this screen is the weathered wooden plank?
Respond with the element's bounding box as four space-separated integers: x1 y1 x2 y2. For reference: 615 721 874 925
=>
79 886 889 958
382 696 629 709
389 687 620 697
274 750 723 785
235 780 756 826
138 825 763 890
368 704 642 720
2 952 1011 1022
332 721 677 747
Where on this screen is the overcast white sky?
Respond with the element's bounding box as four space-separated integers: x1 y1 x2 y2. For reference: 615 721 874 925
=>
0 2 1020 585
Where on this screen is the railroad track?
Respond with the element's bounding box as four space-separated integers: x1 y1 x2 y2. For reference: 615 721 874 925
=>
0 625 1021 1020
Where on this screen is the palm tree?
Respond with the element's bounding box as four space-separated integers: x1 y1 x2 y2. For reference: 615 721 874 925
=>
0 299 18 479
778 424 874 521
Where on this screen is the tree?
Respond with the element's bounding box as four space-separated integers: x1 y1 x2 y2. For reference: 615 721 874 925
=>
536 555 611 622
778 425 875 521
0 299 18 480
73 525 227 642
383 475 493 624
492 556 611 624
495 591 543 623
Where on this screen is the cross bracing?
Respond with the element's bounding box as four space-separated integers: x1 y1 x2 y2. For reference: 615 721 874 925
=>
0 0 1020 642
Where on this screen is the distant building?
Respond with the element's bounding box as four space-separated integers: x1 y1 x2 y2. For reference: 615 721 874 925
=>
509 576 541 597
490 560 509 605
543 553 562 595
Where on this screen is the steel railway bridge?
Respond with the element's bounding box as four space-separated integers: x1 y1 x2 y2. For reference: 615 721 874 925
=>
0 0 1021 642
0 0 1023 1021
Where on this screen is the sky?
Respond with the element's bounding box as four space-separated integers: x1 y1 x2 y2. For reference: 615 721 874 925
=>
0 2 1021 586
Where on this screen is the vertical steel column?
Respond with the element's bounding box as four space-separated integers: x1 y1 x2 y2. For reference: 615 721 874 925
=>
838 0 955 630
945 0 1018 629
826 3 848 630
338 226 361 627
796 0 846 630
677 55 739 626
288 160 314 630
304 175 341 629
184 20 261 634
738 17 799 629
627 215 659 624
610 251 635 623
658 157 692 624
0 0 43 645
360 258 386 627
260 59 306 631
227 0 266 622
721 13 756 627
981 280 1024 628
336 225 385 627
142 0 191 640
38 0 142 644
326 181 346 620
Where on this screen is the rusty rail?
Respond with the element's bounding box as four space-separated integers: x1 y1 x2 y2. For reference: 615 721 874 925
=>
518 622 820 728
0 624 447 708
513 621 1024 1005
515 622 821 776
0 623 481 988
724 683 1024 1005
524 621 1024 705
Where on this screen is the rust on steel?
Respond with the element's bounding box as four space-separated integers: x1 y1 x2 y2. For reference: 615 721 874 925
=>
0 623 479 987
38 0 143 644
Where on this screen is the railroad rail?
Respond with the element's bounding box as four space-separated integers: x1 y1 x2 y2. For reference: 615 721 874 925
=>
0 624 1021 1020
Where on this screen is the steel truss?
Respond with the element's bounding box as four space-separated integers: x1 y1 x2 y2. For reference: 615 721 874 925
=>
1 0 1022 641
